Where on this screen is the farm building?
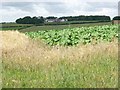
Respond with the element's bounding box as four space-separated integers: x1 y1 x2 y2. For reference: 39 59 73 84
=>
45 19 56 22
112 20 120 24
112 16 120 24
59 19 68 22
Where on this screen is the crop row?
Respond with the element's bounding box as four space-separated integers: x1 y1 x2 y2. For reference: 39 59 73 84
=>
25 24 118 46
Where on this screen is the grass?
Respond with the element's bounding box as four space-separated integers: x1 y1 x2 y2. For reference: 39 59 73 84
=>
2 32 118 88
3 55 118 88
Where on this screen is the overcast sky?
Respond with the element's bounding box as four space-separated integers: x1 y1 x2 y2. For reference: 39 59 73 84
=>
0 0 119 22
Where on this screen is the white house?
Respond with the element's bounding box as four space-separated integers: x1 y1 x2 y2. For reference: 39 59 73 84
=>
45 18 67 22
45 19 55 22
60 19 68 22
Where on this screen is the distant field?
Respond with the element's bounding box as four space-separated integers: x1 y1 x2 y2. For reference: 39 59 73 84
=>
0 22 111 32
20 22 111 32
0 23 33 30
44 20 110 25
1 23 33 27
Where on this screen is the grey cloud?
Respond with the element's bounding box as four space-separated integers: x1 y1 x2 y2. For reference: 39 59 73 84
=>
1 1 118 22
2 2 116 17
1 2 72 14
1 2 118 13
87 2 117 10
2 2 36 12
78 2 117 13
81 4 102 12
41 2 73 14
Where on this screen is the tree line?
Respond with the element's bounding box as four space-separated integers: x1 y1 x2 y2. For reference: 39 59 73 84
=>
16 16 44 24
59 15 111 21
113 16 120 20
16 15 112 24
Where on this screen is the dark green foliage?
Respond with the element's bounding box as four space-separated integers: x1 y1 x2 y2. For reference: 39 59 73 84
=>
46 16 57 19
59 15 111 21
16 15 111 25
113 16 120 20
16 16 44 24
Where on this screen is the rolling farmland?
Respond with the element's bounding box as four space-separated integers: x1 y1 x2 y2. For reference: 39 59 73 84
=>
1 23 118 88
1 1 119 88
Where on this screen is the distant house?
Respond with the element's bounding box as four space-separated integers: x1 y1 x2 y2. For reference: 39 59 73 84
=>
45 19 56 22
59 19 68 22
45 18 67 22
